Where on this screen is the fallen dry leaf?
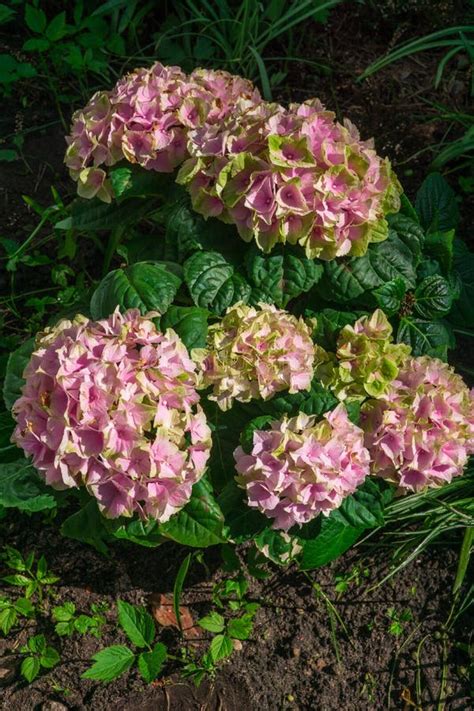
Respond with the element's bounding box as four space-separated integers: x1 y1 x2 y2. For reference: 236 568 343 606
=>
149 592 201 640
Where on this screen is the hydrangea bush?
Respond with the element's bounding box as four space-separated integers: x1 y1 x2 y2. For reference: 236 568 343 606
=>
2 61 473 570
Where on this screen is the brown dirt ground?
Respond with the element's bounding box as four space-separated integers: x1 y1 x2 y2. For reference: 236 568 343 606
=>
0 511 472 711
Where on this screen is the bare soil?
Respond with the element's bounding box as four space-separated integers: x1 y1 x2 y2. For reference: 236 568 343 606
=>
0 512 472 711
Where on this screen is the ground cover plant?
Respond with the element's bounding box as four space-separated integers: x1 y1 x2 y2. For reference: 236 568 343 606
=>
0 2 473 709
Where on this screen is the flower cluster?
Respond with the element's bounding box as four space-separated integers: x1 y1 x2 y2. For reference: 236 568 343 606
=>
12 309 211 521
319 310 411 401
234 405 370 531
178 99 402 259
65 62 260 201
194 302 315 410
65 62 401 260
362 356 474 492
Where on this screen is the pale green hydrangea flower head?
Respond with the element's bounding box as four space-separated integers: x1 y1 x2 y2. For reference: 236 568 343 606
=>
193 302 315 410
319 310 410 401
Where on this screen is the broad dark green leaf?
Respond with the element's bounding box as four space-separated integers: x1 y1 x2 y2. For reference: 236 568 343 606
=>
309 308 358 350
160 478 226 547
387 213 424 261
56 197 156 232
82 645 135 682
137 643 167 683
109 165 168 201
117 600 155 648
414 275 453 319
163 190 239 262
245 245 323 308
0 411 19 463
399 193 420 223
254 528 299 566
61 499 110 555
424 230 455 274
0 460 57 512
106 518 164 547
415 172 459 232
298 512 363 570
337 479 389 528
90 261 182 318
203 400 252 489
397 318 455 359
449 239 474 328
373 278 406 316
320 231 417 304
123 231 165 264
218 481 270 544
160 305 208 350
184 251 251 314
246 378 338 419
3 338 34 410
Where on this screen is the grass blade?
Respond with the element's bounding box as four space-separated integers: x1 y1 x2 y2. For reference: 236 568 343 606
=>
173 553 192 633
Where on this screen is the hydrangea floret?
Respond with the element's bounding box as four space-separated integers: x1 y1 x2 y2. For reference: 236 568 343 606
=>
12 309 211 521
178 99 402 259
318 310 411 401
362 356 474 492
65 62 260 202
193 302 315 411
234 405 371 531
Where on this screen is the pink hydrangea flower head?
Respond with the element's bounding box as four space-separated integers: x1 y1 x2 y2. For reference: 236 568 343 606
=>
234 405 370 530
319 310 411 401
65 62 261 196
362 356 474 492
194 302 315 410
178 98 402 260
12 309 211 521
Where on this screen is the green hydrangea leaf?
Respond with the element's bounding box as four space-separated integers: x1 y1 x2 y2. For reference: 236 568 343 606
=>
449 239 474 328
298 513 363 570
397 318 455 359
160 478 226 547
415 172 459 232
414 275 453 319
320 231 417 304
245 245 323 308
424 230 455 274
160 305 208 350
90 261 182 318
373 278 406 316
387 212 424 261
309 308 359 350
61 499 111 555
183 251 251 315
217 480 270 544
3 338 35 410
0 460 57 512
